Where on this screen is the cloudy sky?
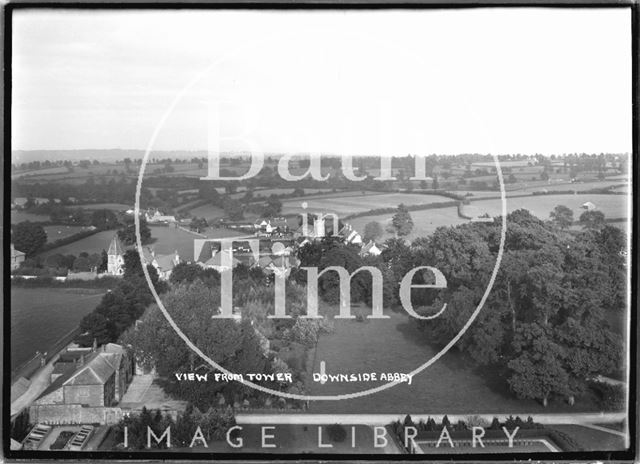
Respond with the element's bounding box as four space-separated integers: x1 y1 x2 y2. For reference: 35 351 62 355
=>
12 8 632 155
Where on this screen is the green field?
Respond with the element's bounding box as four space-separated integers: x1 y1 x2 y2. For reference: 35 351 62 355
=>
188 203 226 220
307 309 602 414
11 211 50 224
282 193 455 217
349 207 466 243
43 225 94 243
73 203 131 211
39 230 116 258
472 193 629 221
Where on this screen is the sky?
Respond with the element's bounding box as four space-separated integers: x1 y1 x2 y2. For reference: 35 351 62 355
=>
11 8 632 155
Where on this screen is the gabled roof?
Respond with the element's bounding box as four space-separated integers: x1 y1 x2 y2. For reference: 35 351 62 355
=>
154 252 179 271
63 352 118 386
10 244 25 258
107 235 124 255
203 252 239 268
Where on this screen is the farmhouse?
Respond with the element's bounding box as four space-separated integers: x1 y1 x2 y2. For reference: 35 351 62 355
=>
145 209 177 224
581 201 596 211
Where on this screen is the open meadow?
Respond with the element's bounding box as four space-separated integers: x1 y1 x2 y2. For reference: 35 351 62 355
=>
282 192 456 217
306 309 602 415
43 225 95 243
38 230 117 258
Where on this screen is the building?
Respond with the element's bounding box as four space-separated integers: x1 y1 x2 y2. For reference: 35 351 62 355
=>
581 201 596 211
141 247 181 280
107 235 125 276
34 343 133 408
360 240 382 256
10 244 26 270
145 209 177 224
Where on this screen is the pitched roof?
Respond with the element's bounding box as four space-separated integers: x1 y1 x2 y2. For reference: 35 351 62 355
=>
63 352 118 386
107 235 124 255
155 252 179 271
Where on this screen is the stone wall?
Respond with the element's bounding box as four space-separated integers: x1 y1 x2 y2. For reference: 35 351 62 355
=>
29 404 124 425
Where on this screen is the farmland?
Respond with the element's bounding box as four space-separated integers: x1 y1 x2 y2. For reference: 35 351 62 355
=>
306 309 602 414
11 211 50 224
73 203 131 211
471 193 629 221
282 192 455 217
43 225 94 243
38 230 116 258
348 193 629 243
11 287 105 367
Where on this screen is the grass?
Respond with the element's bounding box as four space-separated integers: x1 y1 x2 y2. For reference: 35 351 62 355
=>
38 230 117 258
188 203 226 220
44 225 94 243
11 287 105 368
11 211 50 224
550 425 626 451
73 203 131 210
282 192 456 217
306 308 603 414
471 193 629 220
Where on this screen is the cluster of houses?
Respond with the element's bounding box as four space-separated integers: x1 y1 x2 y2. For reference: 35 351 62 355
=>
106 235 180 281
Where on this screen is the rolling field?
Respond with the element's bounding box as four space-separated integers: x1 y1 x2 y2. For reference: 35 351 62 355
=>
43 225 94 242
11 211 50 224
11 287 106 367
349 193 630 244
307 310 602 414
188 203 226 220
472 193 629 221
349 207 466 243
73 203 131 211
39 230 116 258
282 193 455 216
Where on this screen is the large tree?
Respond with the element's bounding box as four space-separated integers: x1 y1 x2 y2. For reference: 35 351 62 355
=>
363 221 383 242
549 205 574 229
391 204 414 237
12 221 47 256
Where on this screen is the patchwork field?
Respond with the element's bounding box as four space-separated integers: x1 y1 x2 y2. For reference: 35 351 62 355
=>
282 193 455 217
306 310 602 414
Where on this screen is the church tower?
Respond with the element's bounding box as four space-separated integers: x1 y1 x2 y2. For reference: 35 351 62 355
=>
107 235 125 276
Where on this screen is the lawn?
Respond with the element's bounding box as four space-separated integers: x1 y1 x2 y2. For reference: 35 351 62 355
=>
550 425 627 451
306 309 603 415
282 193 456 217
44 225 94 243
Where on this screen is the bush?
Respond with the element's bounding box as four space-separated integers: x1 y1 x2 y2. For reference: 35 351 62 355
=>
595 383 626 411
326 424 347 443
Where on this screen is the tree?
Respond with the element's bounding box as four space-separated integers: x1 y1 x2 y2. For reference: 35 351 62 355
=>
12 221 47 256
363 221 383 242
98 249 109 273
432 175 439 190
391 204 414 237
118 217 152 246
262 196 282 218
579 210 606 230
222 198 244 221
91 209 118 229
79 312 112 346
550 205 574 229
189 217 208 233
